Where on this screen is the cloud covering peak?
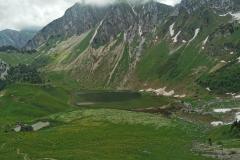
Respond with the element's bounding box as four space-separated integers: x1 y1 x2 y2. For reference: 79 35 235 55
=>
0 0 180 31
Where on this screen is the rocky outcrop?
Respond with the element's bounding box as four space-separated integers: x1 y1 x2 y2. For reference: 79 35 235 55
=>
177 0 240 14
0 60 9 80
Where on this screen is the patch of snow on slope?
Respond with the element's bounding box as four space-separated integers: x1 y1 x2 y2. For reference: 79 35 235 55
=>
206 87 211 92
202 36 209 50
226 93 236 96
140 87 186 98
219 12 240 21
172 31 181 43
213 108 232 113
211 121 224 126
202 36 209 45
138 25 143 36
219 13 229 17
235 95 240 99
124 32 127 41
231 12 240 21
90 20 104 44
236 112 240 122
154 87 175 97
174 94 186 98
237 57 240 63
187 28 200 45
169 23 175 37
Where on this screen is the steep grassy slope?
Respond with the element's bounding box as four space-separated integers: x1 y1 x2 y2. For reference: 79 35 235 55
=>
0 84 74 125
198 62 240 94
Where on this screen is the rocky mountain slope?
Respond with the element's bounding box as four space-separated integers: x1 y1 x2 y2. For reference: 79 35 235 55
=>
24 0 240 94
0 29 37 48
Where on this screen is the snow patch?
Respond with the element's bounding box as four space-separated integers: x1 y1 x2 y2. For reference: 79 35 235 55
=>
140 87 186 98
220 60 227 63
174 94 186 98
237 57 240 63
231 12 240 21
169 23 175 37
202 36 209 46
138 25 143 36
219 12 240 21
206 87 211 92
230 51 234 55
187 28 200 45
213 108 232 113
211 121 224 127
90 20 104 44
235 95 240 99
155 88 175 97
219 13 229 17
226 93 236 96
182 40 187 43
236 112 240 122
172 31 181 43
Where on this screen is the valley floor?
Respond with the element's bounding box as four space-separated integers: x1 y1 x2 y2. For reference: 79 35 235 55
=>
0 84 239 160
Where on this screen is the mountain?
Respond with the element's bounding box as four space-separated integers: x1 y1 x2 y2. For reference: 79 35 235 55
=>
0 29 37 48
24 0 240 94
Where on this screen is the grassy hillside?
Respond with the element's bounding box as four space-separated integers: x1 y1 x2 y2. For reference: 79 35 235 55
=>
0 84 74 125
0 108 214 160
0 52 38 66
198 63 240 94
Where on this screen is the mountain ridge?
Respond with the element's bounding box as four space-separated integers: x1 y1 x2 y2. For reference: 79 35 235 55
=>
0 29 37 48
17 0 240 93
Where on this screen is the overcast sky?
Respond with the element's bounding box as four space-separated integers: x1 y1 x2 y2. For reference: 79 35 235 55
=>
0 0 180 31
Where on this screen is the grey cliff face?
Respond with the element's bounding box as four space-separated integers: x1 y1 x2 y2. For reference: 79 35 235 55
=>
25 3 108 50
25 1 173 50
177 0 239 14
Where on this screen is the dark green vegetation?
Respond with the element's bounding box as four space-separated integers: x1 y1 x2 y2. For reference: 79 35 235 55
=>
0 79 6 90
198 63 240 93
6 64 43 84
